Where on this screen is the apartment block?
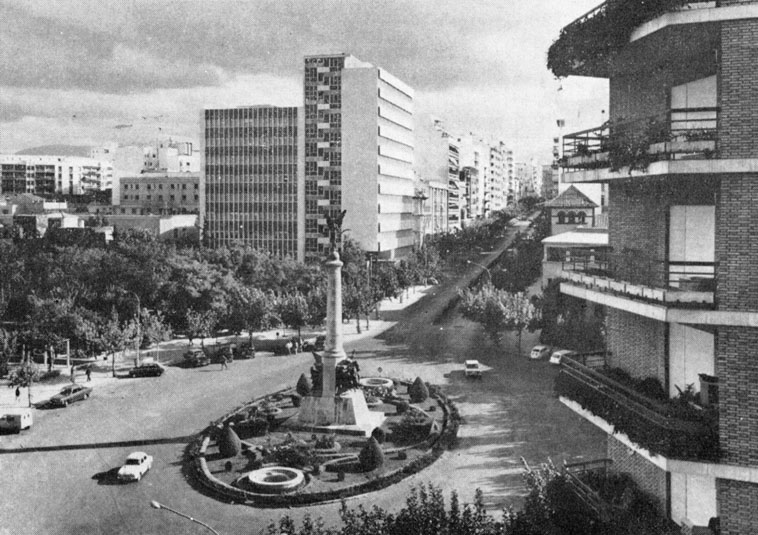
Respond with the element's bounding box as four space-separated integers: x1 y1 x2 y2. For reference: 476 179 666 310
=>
0 155 112 196
553 1 758 533
304 54 415 260
203 106 304 260
118 172 200 215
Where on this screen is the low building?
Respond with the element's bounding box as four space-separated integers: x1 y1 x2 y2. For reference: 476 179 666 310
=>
541 226 610 288
117 172 200 215
544 185 598 236
109 214 198 243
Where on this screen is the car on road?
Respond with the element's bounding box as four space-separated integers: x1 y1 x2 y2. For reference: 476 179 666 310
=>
530 345 552 360
549 349 577 366
183 348 211 367
127 362 165 378
464 359 483 378
49 384 92 407
117 451 153 482
303 334 326 352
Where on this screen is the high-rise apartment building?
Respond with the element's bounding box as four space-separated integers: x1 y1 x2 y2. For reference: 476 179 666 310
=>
0 155 112 196
303 54 415 260
202 106 304 260
553 1 758 533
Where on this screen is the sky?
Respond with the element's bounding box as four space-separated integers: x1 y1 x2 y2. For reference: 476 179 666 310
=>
0 0 609 163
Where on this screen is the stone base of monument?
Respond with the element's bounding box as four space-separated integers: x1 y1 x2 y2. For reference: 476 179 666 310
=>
289 389 386 437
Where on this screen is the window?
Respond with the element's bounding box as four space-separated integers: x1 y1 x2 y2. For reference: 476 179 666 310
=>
557 211 565 224
577 211 586 224
567 212 576 224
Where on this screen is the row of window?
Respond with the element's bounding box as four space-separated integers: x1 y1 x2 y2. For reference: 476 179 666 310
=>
123 194 198 202
555 211 588 224
122 183 197 191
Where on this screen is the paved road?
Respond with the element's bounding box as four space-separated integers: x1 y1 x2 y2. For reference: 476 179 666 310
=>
0 229 605 535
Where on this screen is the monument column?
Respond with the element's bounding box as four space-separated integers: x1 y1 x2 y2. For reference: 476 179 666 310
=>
322 251 347 402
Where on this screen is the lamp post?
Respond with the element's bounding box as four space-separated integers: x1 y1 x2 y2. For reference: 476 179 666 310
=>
150 500 220 535
466 260 492 282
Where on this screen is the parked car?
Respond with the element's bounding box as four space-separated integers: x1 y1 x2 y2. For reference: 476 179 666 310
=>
183 348 211 367
464 359 483 378
233 341 255 359
117 451 153 482
49 384 92 407
303 334 326 352
204 343 235 364
530 345 552 360
549 349 577 366
128 362 165 378
0 408 33 433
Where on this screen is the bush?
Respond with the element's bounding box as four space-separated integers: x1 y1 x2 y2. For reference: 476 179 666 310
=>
358 437 385 471
291 393 302 407
39 369 61 382
314 434 336 449
408 377 429 403
218 425 242 458
395 400 410 415
371 427 386 444
296 373 312 396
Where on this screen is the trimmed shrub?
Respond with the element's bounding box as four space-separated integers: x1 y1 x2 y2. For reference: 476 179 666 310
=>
291 393 302 407
218 425 242 458
395 400 410 415
358 437 385 471
371 427 387 444
409 377 429 403
296 373 312 396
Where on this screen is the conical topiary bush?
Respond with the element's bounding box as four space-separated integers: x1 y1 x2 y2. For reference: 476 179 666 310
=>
358 436 385 471
296 373 312 396
218 424 242 458
409 376 429 403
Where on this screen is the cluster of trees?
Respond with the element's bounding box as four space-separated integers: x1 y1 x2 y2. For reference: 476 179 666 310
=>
537 281 606 352
0 228 449 371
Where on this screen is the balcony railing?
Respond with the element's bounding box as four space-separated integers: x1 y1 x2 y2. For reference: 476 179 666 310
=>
561 108 719 171
559 250 715 307
556 356 720 461
563 459 621 523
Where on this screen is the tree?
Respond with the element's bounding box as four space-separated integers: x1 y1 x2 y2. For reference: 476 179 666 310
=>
139 309 172 348
502 292 539 358
184 309 217 346
98 309 139 377
228 286 275 341
278 292 309 337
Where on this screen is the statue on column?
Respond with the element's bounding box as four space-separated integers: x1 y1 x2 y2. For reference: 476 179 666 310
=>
324 210 347 253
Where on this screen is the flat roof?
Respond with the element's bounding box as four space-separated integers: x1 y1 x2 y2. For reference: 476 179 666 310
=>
542 230 609 247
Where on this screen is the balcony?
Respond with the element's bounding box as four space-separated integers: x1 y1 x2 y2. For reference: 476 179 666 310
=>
561 108 718 172
559 251 715 308
556 356 719 462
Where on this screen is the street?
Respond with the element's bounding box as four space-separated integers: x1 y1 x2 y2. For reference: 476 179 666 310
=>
0 253 605 535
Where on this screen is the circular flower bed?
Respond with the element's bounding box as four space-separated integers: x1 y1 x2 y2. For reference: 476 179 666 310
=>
242 466 306 494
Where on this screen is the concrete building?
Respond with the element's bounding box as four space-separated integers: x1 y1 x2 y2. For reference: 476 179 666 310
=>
553 1 758 532
203 105 304 260
303 53 415 260
144 139 200 173
544 185 598 236
458 133 490 220
0 155 112 196
117 172 200 215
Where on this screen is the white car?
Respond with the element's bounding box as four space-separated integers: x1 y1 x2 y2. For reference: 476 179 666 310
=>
117 452 153 482
464 360 482 378
530 345 551 360
549 349 577 366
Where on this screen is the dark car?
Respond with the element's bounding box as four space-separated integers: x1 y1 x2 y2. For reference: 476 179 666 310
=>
49 384 92 407
233 342 255 359
128 362 165 378
303 335 326 352
183 348 211 367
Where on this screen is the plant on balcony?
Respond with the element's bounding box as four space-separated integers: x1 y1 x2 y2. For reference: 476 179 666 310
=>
547 0 698 78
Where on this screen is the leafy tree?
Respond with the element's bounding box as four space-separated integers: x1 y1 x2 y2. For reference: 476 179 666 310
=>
184 309 217 346
278 292 309 337
98 309 139 376
138 309 172 348
228 286 275 341
502 292 539 358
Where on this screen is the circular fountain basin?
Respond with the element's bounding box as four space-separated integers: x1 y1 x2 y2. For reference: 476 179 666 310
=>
246 466 305 494
359 377 394 389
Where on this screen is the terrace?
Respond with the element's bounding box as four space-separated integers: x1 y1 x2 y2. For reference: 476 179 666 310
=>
558 250 715 307
561 108 718 172
555 356 719 462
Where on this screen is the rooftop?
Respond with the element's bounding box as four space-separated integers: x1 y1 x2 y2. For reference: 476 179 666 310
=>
544 186 598 209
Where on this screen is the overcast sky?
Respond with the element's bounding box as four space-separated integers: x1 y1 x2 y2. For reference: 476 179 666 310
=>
0 0 608 163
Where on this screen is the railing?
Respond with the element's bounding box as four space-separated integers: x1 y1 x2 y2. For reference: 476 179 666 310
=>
560 251 716 306
563 459 620 523
556 357 720 461
562 108 719 169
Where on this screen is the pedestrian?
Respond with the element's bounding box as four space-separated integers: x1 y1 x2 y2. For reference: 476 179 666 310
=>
85 366 92 382
285 340 293 355
220 353 229 370
15 386 21 403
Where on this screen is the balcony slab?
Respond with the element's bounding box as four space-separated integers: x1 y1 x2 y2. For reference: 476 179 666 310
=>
632 3 758 43
560 282 758 326
560 397 758 484
563 158 758 184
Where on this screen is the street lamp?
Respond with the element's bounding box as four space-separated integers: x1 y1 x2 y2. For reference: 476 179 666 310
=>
466 260 492 282
150 500 221 535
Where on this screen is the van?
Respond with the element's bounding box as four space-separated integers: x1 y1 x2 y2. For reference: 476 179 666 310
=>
0 408 33 433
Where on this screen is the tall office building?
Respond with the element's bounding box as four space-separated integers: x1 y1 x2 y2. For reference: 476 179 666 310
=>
303 54 415 260
202 105 304 260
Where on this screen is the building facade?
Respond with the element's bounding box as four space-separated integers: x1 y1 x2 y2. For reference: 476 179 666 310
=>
0 155 112 196
303 54 415 261
118 172 200 215
554 1 758 533
203 105 304 260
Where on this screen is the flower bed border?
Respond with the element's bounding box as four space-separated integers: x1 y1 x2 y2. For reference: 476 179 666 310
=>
185 380 460 507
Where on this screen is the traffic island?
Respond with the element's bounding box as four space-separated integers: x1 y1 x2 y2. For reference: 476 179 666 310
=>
186 379 460 507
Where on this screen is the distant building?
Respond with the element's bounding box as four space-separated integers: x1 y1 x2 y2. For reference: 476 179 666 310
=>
303 53 415 260
544 185 598 236
0 155 112 196
117 172 200 215
109 214 198 243
203 106 304 260
143 139 200 173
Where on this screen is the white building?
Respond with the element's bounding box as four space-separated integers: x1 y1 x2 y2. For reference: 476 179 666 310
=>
304 53 415 260
0 155 112 196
